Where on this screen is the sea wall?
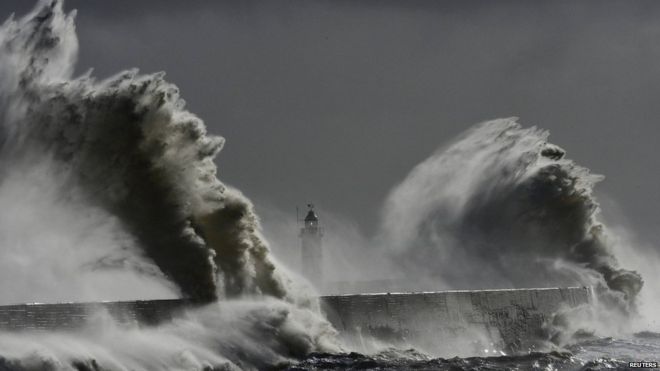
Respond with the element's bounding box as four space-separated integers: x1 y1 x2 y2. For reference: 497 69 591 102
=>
320 287 591 354
0 299 190 331
0 287 591 353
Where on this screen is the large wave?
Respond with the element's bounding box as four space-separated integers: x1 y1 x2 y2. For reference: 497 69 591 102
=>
0 1 337 368
380 118 643 312
0 0 295 303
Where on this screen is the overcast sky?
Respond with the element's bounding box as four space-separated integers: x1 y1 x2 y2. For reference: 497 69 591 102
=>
2 0 660 247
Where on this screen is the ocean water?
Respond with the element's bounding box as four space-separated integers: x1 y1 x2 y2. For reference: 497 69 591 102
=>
0 331 656 370
275 333 660 370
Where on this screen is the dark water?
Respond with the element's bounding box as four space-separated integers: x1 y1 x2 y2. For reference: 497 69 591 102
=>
274 333 660 371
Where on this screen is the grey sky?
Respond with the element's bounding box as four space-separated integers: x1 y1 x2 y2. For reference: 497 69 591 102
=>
2 1 660 247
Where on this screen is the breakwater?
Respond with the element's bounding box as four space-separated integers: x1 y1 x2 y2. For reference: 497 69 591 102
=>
322 287 591 353
0 287 591 353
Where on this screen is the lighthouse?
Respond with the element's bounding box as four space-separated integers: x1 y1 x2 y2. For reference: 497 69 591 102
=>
300 204 324 289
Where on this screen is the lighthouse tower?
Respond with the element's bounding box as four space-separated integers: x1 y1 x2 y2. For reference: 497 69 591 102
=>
300 204 324 288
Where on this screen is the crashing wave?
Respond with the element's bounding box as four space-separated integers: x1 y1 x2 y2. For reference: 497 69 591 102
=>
380 118 642 312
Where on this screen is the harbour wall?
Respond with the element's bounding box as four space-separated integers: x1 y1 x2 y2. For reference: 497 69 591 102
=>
0 287 591 354
321 287 591 354
0 299 190 331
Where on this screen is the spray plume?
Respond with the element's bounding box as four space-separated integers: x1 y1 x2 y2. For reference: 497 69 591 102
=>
380 118 643 311
0 0 295 302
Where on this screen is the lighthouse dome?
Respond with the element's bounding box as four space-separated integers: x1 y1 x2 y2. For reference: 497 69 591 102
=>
304 209 319 222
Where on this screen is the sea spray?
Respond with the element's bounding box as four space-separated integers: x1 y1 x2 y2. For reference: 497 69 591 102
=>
0 0 305 303
0 299 336 370
0 0 338 368
380 118 643 312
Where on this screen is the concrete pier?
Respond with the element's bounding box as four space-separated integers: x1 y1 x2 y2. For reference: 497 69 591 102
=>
0 299 190 331
321 287 591 353
0 287 591 353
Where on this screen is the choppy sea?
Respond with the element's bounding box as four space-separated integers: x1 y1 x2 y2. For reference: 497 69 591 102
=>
274 332 660 371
